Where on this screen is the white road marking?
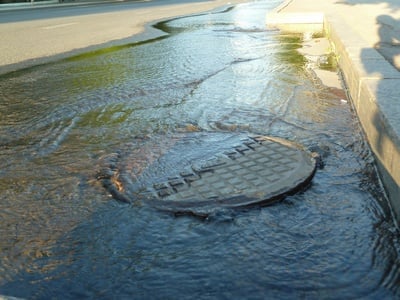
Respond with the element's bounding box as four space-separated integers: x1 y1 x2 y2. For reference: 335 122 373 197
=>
42 22 78 30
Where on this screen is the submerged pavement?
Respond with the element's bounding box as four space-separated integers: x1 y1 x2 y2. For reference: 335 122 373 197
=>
267 0 400 224
1 0 399 223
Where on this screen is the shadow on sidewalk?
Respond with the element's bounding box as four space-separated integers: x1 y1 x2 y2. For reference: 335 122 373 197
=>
337 0 400 293
358 12 400 296
336 0 399 12
374 14 400 70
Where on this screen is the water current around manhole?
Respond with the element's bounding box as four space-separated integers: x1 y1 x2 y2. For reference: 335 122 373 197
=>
0 0 399 299
97 132 317 216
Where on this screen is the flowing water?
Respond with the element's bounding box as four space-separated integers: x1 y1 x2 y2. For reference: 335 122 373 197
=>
1 1 400 299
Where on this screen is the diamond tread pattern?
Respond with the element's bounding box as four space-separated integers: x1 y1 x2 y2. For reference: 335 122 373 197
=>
140 136 315 206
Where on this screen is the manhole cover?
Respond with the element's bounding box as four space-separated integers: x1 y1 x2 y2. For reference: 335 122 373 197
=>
98 132 316 215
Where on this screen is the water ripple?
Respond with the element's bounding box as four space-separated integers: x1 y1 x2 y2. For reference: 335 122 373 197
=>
0 0 399 299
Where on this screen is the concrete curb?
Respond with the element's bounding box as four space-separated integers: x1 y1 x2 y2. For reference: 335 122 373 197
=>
267 12 324 33
267 8 400 224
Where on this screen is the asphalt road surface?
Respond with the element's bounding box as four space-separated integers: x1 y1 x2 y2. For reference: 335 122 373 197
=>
0 0 243 74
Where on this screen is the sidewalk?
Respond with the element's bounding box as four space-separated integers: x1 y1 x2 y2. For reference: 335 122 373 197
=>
267 0 400 224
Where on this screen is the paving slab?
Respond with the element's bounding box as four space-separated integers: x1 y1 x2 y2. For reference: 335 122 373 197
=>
267 0 400 224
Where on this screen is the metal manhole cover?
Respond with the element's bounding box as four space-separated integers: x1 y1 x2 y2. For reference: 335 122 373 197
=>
98 132 316 215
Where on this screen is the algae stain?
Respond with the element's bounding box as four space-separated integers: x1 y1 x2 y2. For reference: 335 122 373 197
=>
78 104 134 127
274 34 307 67
318 52 338 71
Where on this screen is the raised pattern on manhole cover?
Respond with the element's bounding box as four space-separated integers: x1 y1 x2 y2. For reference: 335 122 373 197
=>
98 133 316 215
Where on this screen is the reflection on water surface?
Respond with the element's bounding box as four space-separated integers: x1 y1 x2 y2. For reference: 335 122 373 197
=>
0 1 399 299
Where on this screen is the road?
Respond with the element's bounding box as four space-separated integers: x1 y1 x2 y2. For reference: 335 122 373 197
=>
0 0 244 74
0 0 215 23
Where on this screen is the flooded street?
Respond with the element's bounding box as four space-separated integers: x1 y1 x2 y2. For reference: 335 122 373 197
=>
1 0 399 298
